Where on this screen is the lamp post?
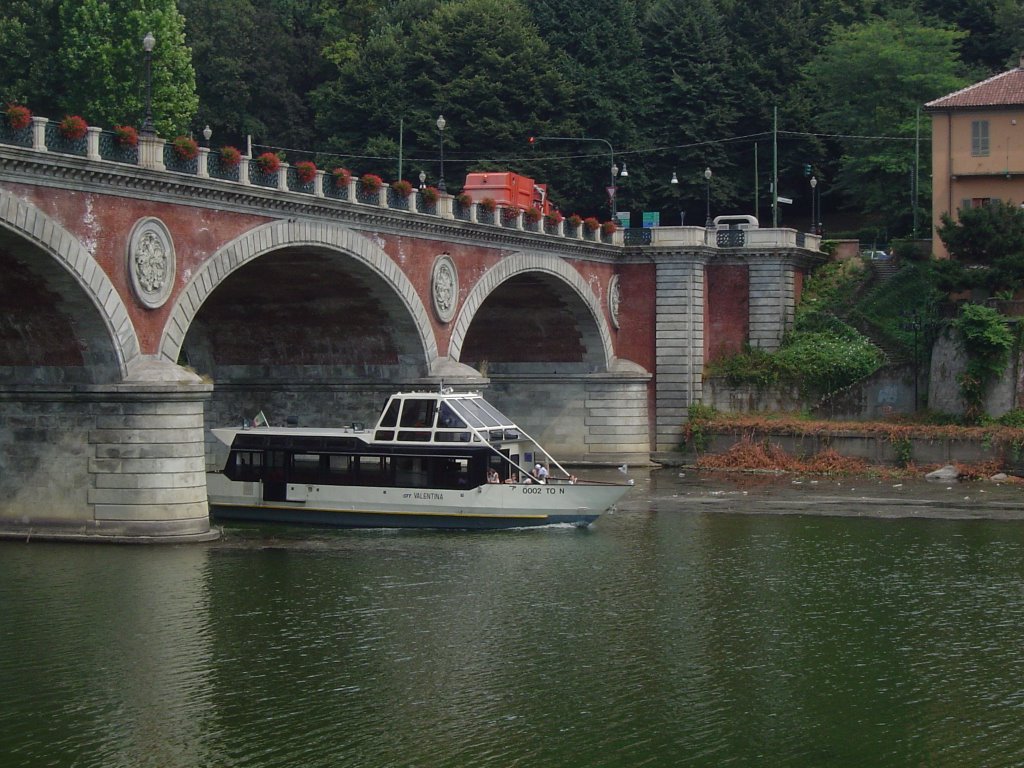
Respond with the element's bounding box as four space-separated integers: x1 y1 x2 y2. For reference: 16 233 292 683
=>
436 114 446 192
809 176 817 233
529 135 618 218
419 170 426 190
704 167 713 227
141 32 155 136
202 124 212 148
671 171 683 226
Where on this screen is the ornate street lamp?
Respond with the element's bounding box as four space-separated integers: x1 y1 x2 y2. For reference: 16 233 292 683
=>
436 114 447 192
203 125 212 148
419 170 426 189
141 32 156 136
704 167 713 227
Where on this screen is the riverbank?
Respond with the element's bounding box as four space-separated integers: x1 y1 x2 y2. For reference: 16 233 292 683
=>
664 412 1024 480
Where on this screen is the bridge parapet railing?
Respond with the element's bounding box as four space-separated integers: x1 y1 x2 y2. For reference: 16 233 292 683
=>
3 115 825 253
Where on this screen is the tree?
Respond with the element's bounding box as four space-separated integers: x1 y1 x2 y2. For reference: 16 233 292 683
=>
0 1 62 114
56 0 197 136
641 0 740 220
802 12 968 231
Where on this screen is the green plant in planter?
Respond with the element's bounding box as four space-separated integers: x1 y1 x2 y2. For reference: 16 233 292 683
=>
332 167 352 186
479 197 497 213
583 216 600 232
523 207 542 224
420 186 440 204
391 179 413 198
455 192 472 208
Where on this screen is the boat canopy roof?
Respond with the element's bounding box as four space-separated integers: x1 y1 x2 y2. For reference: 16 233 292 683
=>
372 390 523 446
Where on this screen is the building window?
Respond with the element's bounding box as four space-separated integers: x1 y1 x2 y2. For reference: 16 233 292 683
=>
971 120 989 156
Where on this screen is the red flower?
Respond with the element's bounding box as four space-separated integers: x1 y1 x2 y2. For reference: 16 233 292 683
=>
601 220 617 235
113 125 138 147
59 115 88 141
391 179 413 198
420 186 440 204
255 151 281 174
172 135 198 160
479 197 497 213
583 216 600 232
6 104 31 131
524 207 542 223
332 167 352 186
567 214 583 227
359 173 383 193
544 210 564 225
220 146 242 167
455 192 473 208
295 160 317 183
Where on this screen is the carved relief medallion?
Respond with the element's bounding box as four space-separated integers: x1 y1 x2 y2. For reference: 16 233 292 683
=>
431 253 459 323
127 217 175 309
608 274 621 329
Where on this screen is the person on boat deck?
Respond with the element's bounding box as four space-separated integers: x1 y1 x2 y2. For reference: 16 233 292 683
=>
533 463 549 483
487 468 500 483
505 472 519 484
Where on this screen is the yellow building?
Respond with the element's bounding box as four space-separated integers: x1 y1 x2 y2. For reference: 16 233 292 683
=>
925 56 1024 258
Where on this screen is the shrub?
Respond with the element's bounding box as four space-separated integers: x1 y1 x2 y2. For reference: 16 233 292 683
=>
953 302 1015 421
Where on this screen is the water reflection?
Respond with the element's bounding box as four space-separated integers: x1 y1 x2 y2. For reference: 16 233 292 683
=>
2 469 1024 767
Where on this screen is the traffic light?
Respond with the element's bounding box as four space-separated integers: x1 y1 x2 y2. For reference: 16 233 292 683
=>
803 163 812 177
528 136 536 145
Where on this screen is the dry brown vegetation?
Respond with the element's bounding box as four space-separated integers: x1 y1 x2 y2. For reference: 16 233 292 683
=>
688 414 1024 480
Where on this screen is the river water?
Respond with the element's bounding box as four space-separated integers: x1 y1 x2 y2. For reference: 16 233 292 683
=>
2 469 1024 767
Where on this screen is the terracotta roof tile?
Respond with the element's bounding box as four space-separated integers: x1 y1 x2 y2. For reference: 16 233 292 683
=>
926 59 1024 110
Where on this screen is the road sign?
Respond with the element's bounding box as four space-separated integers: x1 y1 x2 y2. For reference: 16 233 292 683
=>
777 196 793 204
606 186 617 200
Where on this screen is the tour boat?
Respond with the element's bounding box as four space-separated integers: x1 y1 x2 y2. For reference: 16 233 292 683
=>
207 388 633 530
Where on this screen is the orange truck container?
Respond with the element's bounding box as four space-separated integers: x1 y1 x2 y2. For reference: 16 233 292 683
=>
462 172 552 215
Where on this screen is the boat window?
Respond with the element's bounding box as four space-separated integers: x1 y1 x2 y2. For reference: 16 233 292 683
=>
476 398 514 426
374 430 395 441
397 430 431 442
400 399 437 428
457 399 502 428
437 402 467 429
395 456 430 488
378 399 400 428
325 455 353 482
357 456 392 486
434 431 471 442
436 457 471 489
227 450 263 481
292 453 321 483
447 400 487 428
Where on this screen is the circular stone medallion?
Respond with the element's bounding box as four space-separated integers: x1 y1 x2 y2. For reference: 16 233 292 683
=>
127 217 176 309
608 274 621 329
431 253 459 323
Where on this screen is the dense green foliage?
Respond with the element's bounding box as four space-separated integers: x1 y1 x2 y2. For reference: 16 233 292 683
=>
935 201 1024 292
0 0 1019 226
952 303 1015 421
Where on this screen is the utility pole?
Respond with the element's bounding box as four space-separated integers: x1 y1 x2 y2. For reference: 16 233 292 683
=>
772 106 778 228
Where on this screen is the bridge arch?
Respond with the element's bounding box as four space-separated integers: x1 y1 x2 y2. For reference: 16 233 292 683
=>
159 219 438 367
448 251 615 370
0 190 138 383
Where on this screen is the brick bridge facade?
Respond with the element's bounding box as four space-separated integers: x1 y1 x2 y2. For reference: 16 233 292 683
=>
0 122 822 542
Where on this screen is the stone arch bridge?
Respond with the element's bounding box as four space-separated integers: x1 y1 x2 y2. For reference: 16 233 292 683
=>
0 124 822 541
